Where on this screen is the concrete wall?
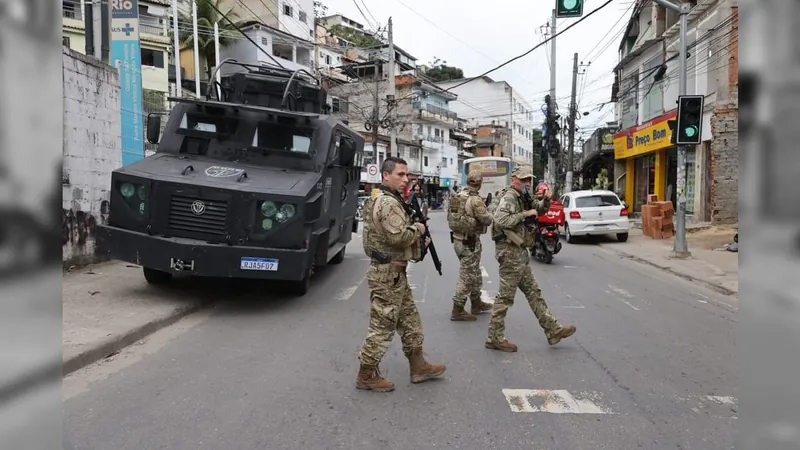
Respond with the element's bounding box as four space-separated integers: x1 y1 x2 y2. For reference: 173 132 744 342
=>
62 48 121 265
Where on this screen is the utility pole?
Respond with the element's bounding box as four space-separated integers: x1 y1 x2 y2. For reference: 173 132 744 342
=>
548 8 557 186
387 17 399 157
372 57 380 165
565 52 578 193
654 0 691 257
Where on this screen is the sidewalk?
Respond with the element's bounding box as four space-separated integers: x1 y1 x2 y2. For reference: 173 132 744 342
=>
598 226 739 296
62 261 211 375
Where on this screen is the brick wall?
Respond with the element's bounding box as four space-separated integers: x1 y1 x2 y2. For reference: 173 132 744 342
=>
62 48 122 266
708 6 738 225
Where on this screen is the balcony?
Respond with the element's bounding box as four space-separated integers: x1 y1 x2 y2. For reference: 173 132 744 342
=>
62 2 84 29
412 102 458 127
140 21 166 37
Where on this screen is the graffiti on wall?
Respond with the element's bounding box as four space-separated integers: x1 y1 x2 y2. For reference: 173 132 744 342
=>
62 200 109 247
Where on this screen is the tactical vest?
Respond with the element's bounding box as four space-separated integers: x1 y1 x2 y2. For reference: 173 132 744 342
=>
447 188 476 235
491 187 529 247
362 192 420 262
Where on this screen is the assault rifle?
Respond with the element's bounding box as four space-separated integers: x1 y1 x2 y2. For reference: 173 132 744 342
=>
520 190 539 230
407 194 443 275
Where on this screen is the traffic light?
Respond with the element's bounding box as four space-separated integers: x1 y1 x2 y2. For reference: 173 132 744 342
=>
556 0 584 18
675 95 704 145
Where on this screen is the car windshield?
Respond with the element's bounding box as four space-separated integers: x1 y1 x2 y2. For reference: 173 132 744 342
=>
575 195 621 208
252 122 313 154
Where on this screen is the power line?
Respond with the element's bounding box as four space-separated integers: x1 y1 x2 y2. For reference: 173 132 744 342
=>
441 0 615 93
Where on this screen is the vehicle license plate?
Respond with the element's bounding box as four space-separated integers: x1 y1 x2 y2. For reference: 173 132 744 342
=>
240 257 279 271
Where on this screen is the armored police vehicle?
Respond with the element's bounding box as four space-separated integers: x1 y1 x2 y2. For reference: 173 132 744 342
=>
96 63 365 295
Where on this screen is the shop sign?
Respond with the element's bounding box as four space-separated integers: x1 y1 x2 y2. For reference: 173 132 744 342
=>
613 110 677 159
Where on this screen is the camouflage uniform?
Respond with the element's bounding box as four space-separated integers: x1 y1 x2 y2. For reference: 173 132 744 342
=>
486 166 577 352
357 186 446 392
450 172 494 321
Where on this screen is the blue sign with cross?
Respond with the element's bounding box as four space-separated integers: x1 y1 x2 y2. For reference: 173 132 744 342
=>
111 0 144 166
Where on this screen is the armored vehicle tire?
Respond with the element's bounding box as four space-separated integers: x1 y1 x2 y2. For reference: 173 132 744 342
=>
143 267 172 285
330 246 346 264
288 269 312 296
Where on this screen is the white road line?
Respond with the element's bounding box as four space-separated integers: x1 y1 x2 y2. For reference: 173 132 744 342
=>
502 389 614 414
705 395 737 405
415 271 429 303
481 290 494 304
564 265 578 269
335 276 366 301
481 266 489 278
563 305 585 309
605 286 642 311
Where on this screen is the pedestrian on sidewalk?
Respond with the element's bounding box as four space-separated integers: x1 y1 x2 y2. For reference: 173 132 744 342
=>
486 165 577 352
447 171 494 321
356 157 446 392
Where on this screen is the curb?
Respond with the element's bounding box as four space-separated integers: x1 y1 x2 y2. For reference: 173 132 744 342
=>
62 301 210 376
601 245 737 297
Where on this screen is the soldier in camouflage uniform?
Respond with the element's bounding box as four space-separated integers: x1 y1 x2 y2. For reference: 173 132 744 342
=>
486 165 577 352
357 157 447 392
449 171 494 321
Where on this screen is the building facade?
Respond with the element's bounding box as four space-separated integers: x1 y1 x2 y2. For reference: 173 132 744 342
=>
219 22 315 74
579 127 616 190
610 0 738 223
436 76 538 167
222 0 316 42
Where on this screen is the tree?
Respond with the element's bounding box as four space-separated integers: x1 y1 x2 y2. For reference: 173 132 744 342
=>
176 0 243 81
313 1 328 18
327 24 382 47
418 57 464 82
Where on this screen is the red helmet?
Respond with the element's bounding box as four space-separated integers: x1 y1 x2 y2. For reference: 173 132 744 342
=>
536 183 550 198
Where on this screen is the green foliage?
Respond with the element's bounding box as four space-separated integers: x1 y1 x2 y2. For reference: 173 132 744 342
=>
593 168 610 190
313 1 327 18
418 57 464 82
327 24 382 47
176 0 243 80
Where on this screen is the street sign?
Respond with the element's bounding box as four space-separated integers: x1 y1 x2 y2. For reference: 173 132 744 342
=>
365 164 380 183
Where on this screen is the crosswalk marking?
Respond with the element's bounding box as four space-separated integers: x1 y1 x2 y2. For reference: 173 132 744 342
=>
481 266 489 278
705 395 736 405
481 290 494 304
502 389 614 414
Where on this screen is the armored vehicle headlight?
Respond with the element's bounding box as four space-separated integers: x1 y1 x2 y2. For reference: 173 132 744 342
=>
260 201 277 217
280 204 296 219
120 183 136 198
137 185 147 201
261 218 273 230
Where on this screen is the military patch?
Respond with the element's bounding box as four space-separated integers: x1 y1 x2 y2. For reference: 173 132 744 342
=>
387 213 404 231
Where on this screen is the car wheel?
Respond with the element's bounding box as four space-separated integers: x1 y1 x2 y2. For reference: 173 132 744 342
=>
617 232 629 242
143 267 172 285
565 223 576 244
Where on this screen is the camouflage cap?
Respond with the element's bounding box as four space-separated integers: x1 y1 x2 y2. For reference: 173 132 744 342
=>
511 165 534 180
466 171 483 184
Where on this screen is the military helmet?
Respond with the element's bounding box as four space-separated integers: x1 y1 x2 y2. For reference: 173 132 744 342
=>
466 171 483 185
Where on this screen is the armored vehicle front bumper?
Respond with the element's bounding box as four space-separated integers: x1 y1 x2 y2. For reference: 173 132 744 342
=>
97 225 310 281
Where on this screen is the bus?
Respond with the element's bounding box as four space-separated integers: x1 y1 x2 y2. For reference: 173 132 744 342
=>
460 156 513 200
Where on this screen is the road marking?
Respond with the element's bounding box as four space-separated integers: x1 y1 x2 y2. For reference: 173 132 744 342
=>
563 305 585 309
502 389 614 414
481 266 489 278
564 265 578 269
415 271 429 303
335 276 366 301
705 395 737 405
606 286 641 311
481 290 494 304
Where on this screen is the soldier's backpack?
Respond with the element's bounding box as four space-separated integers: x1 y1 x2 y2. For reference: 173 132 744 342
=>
447 190 475 235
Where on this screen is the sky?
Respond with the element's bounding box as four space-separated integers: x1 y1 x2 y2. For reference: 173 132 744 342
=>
317 0 637 139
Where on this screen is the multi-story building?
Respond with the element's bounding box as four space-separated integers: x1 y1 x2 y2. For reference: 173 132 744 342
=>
219 21 316 74
436 76 538 167
610 0 738 224
62 0 173 98
221 0 316 42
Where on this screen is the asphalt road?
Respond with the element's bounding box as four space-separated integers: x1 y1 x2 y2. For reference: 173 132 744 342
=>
64 212 738 450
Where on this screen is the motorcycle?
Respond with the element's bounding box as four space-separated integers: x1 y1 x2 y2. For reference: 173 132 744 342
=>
532 221 562 264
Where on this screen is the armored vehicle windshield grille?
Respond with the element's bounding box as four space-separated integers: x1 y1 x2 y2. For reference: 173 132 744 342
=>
169 195 228 235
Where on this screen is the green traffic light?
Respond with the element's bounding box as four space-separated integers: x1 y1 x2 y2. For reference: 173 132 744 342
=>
562 0 579 9
684 126 698 138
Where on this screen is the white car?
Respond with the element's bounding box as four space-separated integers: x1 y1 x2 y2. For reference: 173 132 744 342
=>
560 190 630 243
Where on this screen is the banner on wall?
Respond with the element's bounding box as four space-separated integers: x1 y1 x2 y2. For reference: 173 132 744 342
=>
613 110 677 160
111 0 145 166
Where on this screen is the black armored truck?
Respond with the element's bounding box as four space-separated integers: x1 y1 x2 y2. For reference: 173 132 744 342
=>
96 63 365 295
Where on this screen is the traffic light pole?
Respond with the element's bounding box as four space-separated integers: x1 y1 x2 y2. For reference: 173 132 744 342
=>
565 52 578 193
654 0 691 257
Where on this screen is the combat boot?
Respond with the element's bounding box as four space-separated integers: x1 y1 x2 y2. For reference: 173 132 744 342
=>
356 364 395 392
407 348 447 383
485 339 518 352
547 325 577 345
470 300 493 315
450 305 477 321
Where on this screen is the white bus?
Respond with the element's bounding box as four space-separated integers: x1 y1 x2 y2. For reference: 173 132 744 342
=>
460 156 513 200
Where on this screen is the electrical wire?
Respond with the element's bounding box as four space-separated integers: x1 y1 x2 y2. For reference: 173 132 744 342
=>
441 0 615 93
